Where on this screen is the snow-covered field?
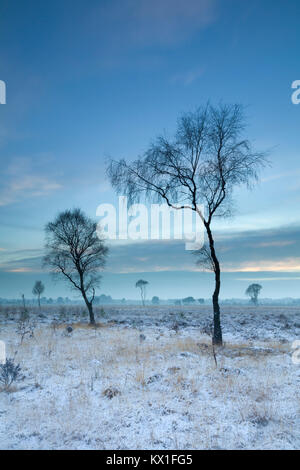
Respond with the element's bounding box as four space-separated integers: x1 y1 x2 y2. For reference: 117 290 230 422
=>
0 305 299 449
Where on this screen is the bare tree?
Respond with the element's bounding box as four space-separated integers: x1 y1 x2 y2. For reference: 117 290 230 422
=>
135 279 148 306
21 293 26 311
107 104 266 344
43 208 108 324
245 283 262 305
32 280 45 308
151 295 160 305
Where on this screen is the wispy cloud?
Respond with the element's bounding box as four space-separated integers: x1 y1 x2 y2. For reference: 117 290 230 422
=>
6 267 35 273
0 157 62 206
253 240 295 248
2 224 300 276
0 175 62 206
0 248 43 273
261 169 300 183
227 258 300 273
171 66 205 86
106 224 300 274
88 0 217 49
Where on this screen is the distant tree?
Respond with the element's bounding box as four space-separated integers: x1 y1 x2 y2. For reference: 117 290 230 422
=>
21 293 26 310
135 279 148 306
198 298 205 304
43 208 108 324
32 281 45 308
245 284 262 305
94 294 113 305
152 296 160 305
107 104 267 344
182 296 196 305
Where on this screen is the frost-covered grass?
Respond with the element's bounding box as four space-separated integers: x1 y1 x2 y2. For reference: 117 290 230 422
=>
0 305 299 449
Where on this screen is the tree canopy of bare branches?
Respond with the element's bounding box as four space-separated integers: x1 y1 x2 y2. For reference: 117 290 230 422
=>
245 283 262 305
43 208 108 324
107 103 267 344
32 280 45 308
135 279 148 306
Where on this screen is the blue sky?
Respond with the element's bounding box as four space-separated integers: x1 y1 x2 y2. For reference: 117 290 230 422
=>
0 0 300 299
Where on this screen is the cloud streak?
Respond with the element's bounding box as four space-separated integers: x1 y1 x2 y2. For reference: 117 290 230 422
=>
171 66 205 86
88 0 217 49
0 157 62 206
1 223 300 275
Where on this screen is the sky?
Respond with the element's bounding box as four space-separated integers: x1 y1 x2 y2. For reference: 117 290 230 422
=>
0 0 300 300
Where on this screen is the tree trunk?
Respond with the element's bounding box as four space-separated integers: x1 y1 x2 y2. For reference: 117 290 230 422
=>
141 289 145 306
205 223 223 345
78 270 95 325
82 291 95 324
86 301 95 325
212 264 222 345
38 294 41 308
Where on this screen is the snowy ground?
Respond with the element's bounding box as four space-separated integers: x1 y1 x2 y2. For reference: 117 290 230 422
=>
0 305 299 449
